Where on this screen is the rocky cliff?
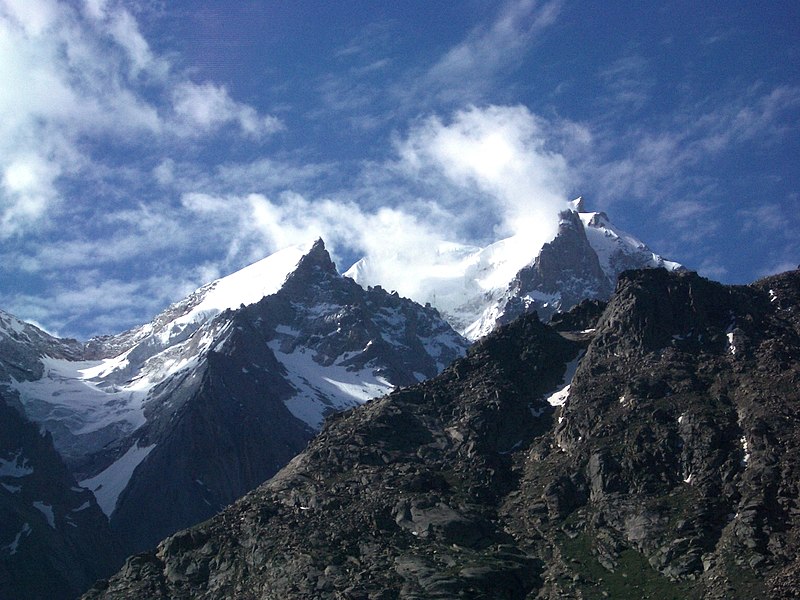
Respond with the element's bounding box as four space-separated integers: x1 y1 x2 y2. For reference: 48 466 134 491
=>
84 267 800 599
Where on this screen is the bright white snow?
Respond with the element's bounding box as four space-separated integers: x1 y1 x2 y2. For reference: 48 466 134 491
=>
545 352 584 407
11 357 150 457
580 211 682 275
546 385 571 407
270 342 394 429
169 242 313 332
348 203 681 340
79 442 156 517
346 235 545 340
741 436 750 465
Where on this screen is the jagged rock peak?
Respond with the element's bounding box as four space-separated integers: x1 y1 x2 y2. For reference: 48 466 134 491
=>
286 238 338 278
346 198 681 340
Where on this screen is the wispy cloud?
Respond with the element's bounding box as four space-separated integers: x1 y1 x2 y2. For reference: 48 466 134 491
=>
315 0 564 124
421 0 562 104
579 84 800 207
597 54 653 113
0 0 280 238
171 81 283 138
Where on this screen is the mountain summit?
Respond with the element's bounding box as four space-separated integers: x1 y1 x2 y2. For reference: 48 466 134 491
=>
346 199 681 339
0 239 468 585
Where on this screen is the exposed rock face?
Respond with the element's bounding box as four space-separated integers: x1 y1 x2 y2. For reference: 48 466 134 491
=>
498 206 685 330
108 241 467 555
84 311 579 599
0 396 121 600
532 268 800 598
498 209 613 327
106 316 312 556
0 310 83 384
84 268 800 600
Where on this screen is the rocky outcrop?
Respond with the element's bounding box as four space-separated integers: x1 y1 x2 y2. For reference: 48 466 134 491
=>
84 312 580 599
513 268 800 598
84 268 800 599
107 315 312 556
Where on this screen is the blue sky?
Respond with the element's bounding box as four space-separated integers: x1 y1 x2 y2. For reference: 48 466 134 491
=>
1 0 798 339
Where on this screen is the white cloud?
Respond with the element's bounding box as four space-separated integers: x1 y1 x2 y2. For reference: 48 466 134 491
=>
178 190 453 300
165 105 574 309
0 0 60 35
0 154 61 236
0 0 281 238
398 104 570 243
105 8 156 75
7 272 204 337
172 81 283 139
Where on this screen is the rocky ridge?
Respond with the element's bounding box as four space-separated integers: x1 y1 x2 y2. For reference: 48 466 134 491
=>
84 267 800 600
107 239 467 555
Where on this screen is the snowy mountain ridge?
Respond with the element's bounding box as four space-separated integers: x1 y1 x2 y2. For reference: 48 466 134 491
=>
346 198 682 339
0 239 469 557
4 243 317 470
84 242 314 361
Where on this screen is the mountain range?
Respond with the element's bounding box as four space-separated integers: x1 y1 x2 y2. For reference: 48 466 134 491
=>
1 201 690 599
83 267 800 600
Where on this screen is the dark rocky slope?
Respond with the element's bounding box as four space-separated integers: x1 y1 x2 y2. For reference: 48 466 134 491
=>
106 240 467 556
85 268 800 599
0 397 122 600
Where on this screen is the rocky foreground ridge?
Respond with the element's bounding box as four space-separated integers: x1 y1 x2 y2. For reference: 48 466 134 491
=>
85 267 800 599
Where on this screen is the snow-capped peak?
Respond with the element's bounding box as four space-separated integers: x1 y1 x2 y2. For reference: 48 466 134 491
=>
346 199 681 340
579 210 682 277
170 240 318 329
87 239 320 359
6 240 323 464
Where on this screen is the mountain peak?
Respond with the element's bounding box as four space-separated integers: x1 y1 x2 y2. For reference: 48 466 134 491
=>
569 196 585 212
347 200 680 340
295 237 337 274
278 237 341 297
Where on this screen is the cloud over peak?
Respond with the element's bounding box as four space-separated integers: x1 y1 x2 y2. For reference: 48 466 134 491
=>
398 104 570 243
